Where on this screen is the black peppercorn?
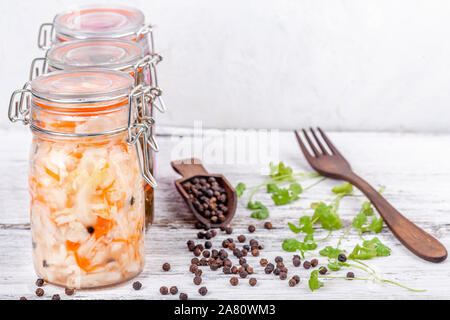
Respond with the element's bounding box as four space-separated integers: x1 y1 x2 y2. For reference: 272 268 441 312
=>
160 286 169 295
162 263 171 271
194 276 202 285
170 286 178 295
35 278 44 287
35 288 44 297
179 292 188 300
230 277 239 286
52 294 60 300
198 286 208 296
303 261 312 269
289 278 297 287
346 272 355 279
132 281 142 290
338 253 347 262
319 266 328 275
264 222 273 229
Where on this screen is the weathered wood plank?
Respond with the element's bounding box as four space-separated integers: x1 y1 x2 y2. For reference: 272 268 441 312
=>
1 127 449 299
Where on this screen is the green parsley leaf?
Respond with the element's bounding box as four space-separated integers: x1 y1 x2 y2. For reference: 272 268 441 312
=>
332 182 354 195
313 203 342 230
352 212 368 229
282 238 301 252
248 201 269 219
360 201 374 216
270 162 294 180
271 187 300 205
308 270 324 291
289 183 303 195
235 183 246 197
348 237 391 259
366 216 384 233
266 183 280 193
327 259 350 271
288 222 302 234
298 216 315 234
319 246 344 258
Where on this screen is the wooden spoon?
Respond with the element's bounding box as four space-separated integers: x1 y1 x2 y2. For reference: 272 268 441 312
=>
171 158 237 228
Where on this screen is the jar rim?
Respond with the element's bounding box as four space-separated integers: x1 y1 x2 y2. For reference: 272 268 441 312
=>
54 4 145 39
47 39 143 72
30 69 134 108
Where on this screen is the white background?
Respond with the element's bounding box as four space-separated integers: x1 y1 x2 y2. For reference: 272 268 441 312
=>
1 0 449 132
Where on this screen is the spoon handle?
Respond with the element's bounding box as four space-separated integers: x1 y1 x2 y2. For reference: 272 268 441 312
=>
346 172 447 263
171 158 209 179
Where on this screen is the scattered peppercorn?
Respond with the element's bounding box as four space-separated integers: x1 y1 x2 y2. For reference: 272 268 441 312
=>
319 266 328 275
293 275 300 284
311 258 318 267
225 227 233 234
251 248 259 257
239 270 248 279
19 296 27 300
35 288 44 297
194 276 202 285
205 241 212 249
237 235 246 243
293 257 301 267
160 286 169 295
52 294 60 300
346 272 355 280
230 277 239 286
133 281 142 290
264 222 273 229
288 278 297 287
190 264 198 273
246 266 254 274
260 258 268 267
249 278 257 286
338 253 347 263
279 272 287 280
265 263 275 274
191 257 200 265
65 288 75 296
35 278 44 287
179 292 188 300
303 261 312 269
162 263 171 271
87 226 95 234
198 286 208 296
275 256 283 263
248 225 256 233
170 286 178 295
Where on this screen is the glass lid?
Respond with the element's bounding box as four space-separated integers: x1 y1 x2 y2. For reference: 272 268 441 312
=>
54 5 145 39
31 69 134 102
47 39 143 70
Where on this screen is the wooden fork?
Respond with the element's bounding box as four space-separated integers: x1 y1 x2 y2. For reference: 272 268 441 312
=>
294 128 447 263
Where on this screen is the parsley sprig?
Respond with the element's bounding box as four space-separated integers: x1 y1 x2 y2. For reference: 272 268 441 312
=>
236 162 325 219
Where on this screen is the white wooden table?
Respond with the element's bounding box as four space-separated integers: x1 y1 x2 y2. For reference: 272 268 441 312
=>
1 126 449 300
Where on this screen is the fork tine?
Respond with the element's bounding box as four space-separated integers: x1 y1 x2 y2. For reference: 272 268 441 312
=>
317 127 342 157
310 128 328 155
294 130 314 160
301 129 319 157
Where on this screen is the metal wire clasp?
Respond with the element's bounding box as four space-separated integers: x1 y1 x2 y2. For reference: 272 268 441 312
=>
126 85 159 188
37 22 55 51
136 24 155 54
8 83 32 124
133 54 166 113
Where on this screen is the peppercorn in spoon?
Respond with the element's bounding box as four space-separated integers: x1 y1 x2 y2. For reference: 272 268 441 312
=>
171 158 237 228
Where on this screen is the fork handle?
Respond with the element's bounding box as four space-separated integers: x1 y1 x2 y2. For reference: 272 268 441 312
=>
346 173 447 263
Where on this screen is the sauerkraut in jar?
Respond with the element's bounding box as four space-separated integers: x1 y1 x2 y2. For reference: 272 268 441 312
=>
8 69 157 289
30 39 163 227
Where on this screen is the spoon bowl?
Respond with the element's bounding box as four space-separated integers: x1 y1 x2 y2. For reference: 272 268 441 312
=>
171 158 237 228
